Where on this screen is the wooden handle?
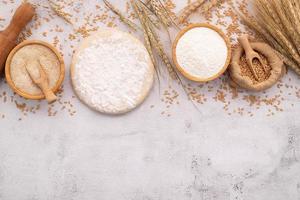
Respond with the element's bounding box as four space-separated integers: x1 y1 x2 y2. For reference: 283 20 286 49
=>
238 34 260 81
238 34 254 55
39 81 57 103
0 3 35 74
0 36 16 73
2 3 35 41
37 59 57 103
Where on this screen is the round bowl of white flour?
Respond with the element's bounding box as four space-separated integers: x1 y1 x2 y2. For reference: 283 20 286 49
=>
172 24 231 82
71 29 154 114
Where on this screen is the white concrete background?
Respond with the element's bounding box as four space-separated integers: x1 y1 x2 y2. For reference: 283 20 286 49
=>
0 0 299 200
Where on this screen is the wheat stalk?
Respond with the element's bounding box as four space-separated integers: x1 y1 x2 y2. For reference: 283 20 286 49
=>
147 24 178 79
48 0 73 24
281 0 300 54
240 0 300 75
268 0 298 45
133 0 177 79
146 0 178 28
149 0 170 26
132 1 156 67
136 0 161 28
132 0 164 80
105 0 181 81
178 0 206 24
103 0 140 31
200 0 220 15
103 0 202 107
155 0 179 28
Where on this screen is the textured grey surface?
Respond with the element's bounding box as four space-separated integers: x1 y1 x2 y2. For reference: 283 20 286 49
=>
0 0 300 200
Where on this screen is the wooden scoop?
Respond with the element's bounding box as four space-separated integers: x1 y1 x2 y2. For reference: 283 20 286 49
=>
238 34 268 81
0 3 35 74
25 59 57 103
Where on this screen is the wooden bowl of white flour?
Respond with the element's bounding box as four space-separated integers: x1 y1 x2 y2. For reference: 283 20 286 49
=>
172 24 231 82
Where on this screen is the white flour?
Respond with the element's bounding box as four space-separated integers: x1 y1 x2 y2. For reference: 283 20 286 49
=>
72 29 154 114
176 27 228 79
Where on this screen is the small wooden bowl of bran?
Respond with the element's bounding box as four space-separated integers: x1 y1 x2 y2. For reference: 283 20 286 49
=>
5 40 65 100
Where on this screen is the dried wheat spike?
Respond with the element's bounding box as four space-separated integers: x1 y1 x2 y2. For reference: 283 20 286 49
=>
178 0 206 24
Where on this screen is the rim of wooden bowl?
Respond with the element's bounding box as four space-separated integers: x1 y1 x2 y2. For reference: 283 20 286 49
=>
172 23 232 82
5 40 65 100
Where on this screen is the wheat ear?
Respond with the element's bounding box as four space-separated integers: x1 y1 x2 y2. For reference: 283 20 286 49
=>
178 0 206 24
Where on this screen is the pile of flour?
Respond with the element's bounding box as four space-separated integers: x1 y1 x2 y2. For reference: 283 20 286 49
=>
72 29 154 114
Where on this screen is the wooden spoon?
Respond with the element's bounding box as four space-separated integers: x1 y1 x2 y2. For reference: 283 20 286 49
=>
25 59 57 103
238 34 268 81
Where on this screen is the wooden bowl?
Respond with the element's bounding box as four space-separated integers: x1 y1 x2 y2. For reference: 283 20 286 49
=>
172 23 232 82
5 40 65 100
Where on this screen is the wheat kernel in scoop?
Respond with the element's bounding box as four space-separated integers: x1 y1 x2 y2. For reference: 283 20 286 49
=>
240 53 271 84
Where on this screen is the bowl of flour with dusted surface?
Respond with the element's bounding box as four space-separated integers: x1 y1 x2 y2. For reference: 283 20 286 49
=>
172 24 231 82
5 40 65 101
71 29 154 115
